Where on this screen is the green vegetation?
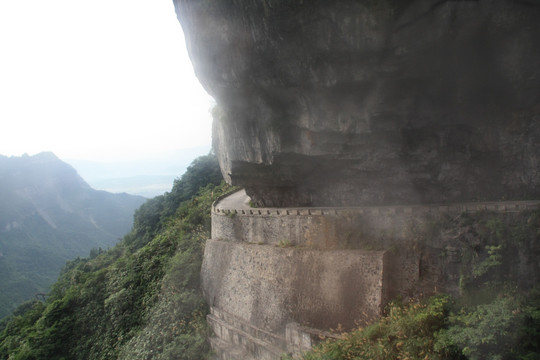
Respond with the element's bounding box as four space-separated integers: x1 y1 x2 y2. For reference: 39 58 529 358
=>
291 210 540 360
0 152 146 319
0 153 230 360
293 291 540 360
2 152 540 360
292 296 449 360
278 239 293 248
436 291 540 360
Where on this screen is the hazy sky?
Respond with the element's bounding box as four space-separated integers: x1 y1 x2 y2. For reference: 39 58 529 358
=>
0 0 213 162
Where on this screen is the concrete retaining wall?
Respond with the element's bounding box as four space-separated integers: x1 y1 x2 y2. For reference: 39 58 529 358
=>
212 191 540 248
202 240 385 333
205 190 540 359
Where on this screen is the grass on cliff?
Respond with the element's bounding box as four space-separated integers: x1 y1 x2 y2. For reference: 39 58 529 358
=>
0 153 233 360
290 210 540 360
293 291 540 360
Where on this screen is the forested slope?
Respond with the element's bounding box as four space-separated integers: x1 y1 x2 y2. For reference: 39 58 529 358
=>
0 152 146 318
2 152 539 360
0 153 230 360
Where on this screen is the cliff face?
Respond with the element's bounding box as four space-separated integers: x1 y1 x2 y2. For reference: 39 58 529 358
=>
174 0 540 207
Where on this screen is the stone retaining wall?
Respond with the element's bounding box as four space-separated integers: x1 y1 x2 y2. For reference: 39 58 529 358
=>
202 240 385 332
212 191 540 248
204 191 540 359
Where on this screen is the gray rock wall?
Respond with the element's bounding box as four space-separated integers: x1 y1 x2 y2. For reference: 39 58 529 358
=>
201 240 385 332
201 191 540 358
174 0 540 207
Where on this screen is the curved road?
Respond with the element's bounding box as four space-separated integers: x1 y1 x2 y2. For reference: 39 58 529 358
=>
216 189 252 210
215 189 540 214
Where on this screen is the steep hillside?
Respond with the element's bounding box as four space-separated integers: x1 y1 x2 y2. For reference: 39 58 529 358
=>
0 153 228 360
0 152 146 318
2 153 538 360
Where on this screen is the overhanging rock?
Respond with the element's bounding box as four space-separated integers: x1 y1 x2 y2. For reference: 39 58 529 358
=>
174 0 540 207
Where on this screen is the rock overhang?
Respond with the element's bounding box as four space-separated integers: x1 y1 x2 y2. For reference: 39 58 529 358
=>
174 0 540 207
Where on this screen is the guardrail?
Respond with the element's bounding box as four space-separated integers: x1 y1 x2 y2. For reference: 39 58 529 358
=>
213 192 540 217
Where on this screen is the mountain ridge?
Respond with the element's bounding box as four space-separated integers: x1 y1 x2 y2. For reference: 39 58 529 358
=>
0 152 146 318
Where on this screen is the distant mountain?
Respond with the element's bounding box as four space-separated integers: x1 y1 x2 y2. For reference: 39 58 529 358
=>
66 145 212 197
0 152 146 318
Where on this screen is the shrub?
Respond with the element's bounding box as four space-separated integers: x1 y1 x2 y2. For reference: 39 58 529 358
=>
302 296 450 360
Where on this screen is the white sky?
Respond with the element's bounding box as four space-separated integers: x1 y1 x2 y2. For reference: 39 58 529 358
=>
0 0 214 162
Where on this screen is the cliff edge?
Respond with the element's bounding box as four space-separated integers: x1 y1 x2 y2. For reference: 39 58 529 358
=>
174 0 540 207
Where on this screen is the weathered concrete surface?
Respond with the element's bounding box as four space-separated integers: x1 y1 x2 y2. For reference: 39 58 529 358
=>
201 240 385 333
202 191 540 358
213 189 540 248
207 307 284 360
175 0 540 207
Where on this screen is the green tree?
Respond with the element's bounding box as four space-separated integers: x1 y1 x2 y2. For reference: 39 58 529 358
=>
0 154 232 360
